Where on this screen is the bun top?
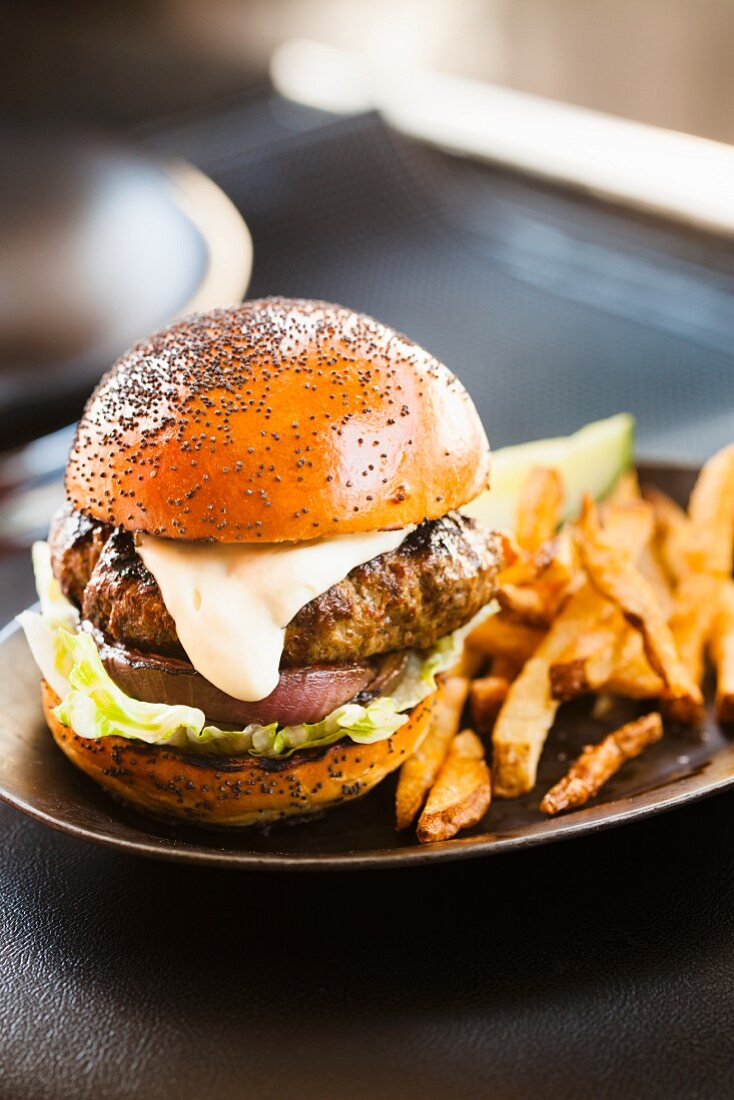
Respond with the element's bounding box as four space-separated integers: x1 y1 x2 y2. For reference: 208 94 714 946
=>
65 298 491 542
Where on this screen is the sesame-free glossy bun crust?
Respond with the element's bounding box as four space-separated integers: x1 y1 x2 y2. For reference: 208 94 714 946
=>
65 298 491 542
42 681 436 827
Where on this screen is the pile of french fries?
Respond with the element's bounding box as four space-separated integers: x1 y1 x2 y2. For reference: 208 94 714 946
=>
397 443 734 844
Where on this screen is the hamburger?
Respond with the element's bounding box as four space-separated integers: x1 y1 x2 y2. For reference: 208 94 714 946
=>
20 298 503 827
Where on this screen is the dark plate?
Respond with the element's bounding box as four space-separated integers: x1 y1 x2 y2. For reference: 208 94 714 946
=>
0 461 730 871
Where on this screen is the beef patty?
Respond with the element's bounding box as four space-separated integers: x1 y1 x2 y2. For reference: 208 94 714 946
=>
47 505 110 608
49 505 503 666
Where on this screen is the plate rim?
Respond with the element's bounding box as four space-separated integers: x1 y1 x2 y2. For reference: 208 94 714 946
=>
1 457 731 872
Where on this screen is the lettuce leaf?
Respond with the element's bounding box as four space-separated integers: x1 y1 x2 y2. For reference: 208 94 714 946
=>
20 540 493 758
32 540 79 631
16 542 80 699
47 626 448 756
54 629 206 747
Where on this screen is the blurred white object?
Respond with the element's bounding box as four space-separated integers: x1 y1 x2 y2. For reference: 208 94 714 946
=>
0 143 252 365
169 161 253 316
0 138 253 446
272 38 374 114
272 38 734 237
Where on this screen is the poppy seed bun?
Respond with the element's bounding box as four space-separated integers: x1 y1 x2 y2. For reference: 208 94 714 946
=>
65 298 491 542
42 681 436 827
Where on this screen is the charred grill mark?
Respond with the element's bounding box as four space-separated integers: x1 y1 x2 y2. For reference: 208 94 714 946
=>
48 502 112 607
81 529 182 657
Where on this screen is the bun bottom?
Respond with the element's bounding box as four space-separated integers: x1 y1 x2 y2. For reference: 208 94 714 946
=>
41 681 436 827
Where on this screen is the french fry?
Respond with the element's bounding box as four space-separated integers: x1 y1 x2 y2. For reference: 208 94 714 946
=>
515 467 564 553
470 675 509 734
492 584 611 797
550 614 624 700
469 655 521 735
539 712 663 815
668 573 722 688
605 469 642 505
498 528 579 625
492 657 558 798
549 657 599 701
710 580 734 724
499 527 577 588
637 545 673 621
496 529 521 573
555 493 679 701
644 486 691 585
552 621 664 701
575 497 703 724
601 500 669 613
547 502 656 702
395 677 469 830
599 500 655 554
497 581 563 627
466 613 545 664
534 528 579 589
603 629 664 698
685 443 734 576
416 730 491 843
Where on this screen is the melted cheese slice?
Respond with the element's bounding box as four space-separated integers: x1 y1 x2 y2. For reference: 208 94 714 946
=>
137 527 412 703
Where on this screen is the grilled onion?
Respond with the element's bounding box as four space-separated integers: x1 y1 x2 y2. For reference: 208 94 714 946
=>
95 634 407 727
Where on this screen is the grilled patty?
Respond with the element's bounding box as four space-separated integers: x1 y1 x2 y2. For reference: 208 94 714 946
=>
49 505 503 666
47 505 110 608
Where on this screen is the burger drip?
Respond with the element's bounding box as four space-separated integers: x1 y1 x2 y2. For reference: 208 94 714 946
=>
137 526 412 702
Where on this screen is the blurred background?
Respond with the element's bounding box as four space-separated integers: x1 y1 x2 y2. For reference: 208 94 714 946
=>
2 0 734 568
7 0 734 139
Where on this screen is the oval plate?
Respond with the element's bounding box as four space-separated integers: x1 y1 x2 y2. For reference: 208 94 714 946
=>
0 462 731 871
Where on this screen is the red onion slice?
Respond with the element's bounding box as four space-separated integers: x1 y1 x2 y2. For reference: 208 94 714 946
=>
95 635 406 727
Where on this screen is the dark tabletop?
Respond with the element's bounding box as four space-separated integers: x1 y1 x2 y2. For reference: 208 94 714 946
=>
2 99 734 1099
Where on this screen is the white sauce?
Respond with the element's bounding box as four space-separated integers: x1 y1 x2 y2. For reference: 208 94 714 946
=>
138 527 412 702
